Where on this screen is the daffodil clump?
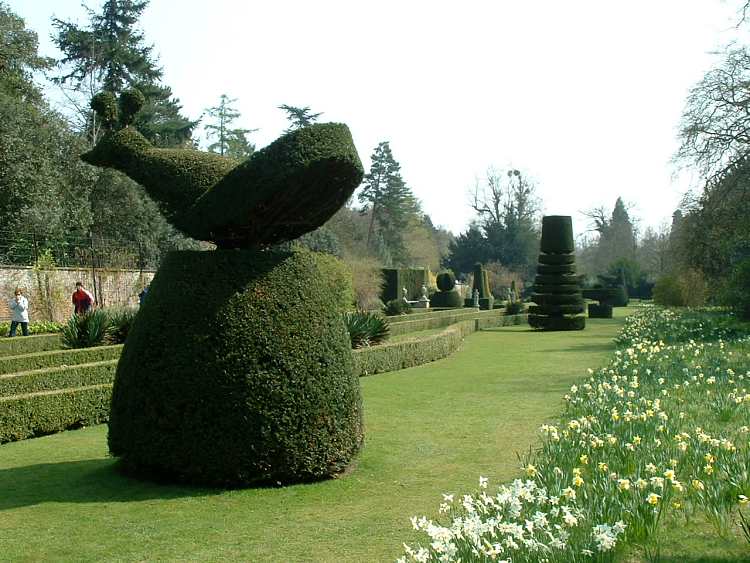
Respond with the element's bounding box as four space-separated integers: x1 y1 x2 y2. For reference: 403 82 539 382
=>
399 307 750 562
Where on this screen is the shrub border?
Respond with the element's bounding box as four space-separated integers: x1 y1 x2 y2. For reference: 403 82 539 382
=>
0 345 123 376
0 360 118 397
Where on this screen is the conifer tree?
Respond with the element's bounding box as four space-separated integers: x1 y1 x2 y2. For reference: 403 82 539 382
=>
204 94 256 159
358 141 420 265
278 104 322 131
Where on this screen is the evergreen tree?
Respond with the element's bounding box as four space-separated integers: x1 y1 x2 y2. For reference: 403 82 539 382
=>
357 141 420 265
586 197 637 272
278 104 322 131
51 0 196 146
0 4 94 259
443 224 489 274
204 94 256 159
51 0 199 260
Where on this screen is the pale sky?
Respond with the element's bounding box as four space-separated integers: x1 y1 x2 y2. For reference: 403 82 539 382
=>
8 0 746 238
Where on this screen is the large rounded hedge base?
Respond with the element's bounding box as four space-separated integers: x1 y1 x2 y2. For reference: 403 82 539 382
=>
108 248 363 487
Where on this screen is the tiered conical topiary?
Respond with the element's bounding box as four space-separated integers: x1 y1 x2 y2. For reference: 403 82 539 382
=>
82 90 365 487
528 216 586 331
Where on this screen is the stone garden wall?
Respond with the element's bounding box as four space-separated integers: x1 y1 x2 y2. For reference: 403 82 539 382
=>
0 266 155 322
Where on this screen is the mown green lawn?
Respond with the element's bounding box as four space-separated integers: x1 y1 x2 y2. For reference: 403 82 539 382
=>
0 308 745 561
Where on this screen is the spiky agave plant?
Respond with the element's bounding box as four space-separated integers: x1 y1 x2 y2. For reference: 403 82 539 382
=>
343 311 390 348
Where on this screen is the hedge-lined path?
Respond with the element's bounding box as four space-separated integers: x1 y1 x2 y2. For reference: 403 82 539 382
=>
0 312 629 562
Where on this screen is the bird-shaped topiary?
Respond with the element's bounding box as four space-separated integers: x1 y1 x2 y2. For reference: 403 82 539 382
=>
83 89 364 248
82 90 365 487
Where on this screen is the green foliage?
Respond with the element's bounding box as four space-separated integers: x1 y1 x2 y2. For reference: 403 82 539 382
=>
278 104 322 131
436 271 456 292
384 299 411 316
108 248 363 486
722 258 750 320
61 310 109 349
652 270 708 308
0 383 111 444
0 334 62 356
0 359 117 398
430 290 463 308
0 321 63 336
388 308 503 337
0 4 53 101
294 226 342 257
353 320 475 377
539 216 574 254
504 301 526 315
530 216 585 331
358 141 421 264
381 267 429 302
0 345 121 376
344 311 390 349
587 303 613 318
653 274 685 306
472 263 491 299
104 307 138 344
204 94 256 159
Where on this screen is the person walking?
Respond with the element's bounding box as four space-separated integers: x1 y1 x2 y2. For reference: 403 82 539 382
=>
8 288 29 336
72 281 94 315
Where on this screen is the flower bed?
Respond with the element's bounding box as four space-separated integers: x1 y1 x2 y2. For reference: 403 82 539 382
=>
400 306 750 561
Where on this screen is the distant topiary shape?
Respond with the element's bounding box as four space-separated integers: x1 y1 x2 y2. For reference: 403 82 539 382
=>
82 89 364 248
468 263 493 310
432 271 462 307
529 216 585 331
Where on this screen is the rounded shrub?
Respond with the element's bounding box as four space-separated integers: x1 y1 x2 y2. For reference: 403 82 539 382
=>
436 271 456 292
536 263 577 275
384 299 410 316
588 303 613 318
529 314 586 331
108 248 363 487
430 290 463 308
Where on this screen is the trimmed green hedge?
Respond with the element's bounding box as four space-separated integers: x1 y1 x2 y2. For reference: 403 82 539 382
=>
381 267 429 301
109 248 363 487
430 290 463 308
0 360 118 397
388 307 480 324
389 309 505 336
354 320 475 377
0 334 62 357
353 313 528 377
0 384 112 444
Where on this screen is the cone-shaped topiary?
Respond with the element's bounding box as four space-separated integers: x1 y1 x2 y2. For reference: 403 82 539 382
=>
529 216 585 331
470 263 494 310
82 89 364 249
108 248 363 487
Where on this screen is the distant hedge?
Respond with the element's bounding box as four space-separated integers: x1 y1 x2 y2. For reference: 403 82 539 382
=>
0 384 112 444
388 308 505 336
381 267 429 302
353 313 528 377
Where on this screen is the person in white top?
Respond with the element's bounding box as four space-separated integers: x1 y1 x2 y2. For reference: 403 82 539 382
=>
8 288 29 336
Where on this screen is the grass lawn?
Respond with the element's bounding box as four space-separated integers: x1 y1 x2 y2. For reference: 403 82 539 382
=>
2 308 742 561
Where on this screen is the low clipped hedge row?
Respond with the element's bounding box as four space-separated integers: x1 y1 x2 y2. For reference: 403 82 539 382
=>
0 334 62 356
0 345 122 376
388 307 480 324
354 313 528 377
0 360 118 398
354 320 476 377
389 309 505 336
0 384 112 443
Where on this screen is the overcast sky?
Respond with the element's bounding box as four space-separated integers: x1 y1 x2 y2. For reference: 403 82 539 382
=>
8 0 745 238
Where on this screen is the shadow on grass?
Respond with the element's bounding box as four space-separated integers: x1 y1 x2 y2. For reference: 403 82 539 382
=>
0 458 215 510
655 558 750 563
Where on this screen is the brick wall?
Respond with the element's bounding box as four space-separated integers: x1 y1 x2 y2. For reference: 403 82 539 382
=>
0 266 155 322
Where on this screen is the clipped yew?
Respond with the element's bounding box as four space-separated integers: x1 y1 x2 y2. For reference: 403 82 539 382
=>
432 271 462 308
83 90 365 487
529 216 585 331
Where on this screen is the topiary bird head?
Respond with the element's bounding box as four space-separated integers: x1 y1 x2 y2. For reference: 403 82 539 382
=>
81 90 364 248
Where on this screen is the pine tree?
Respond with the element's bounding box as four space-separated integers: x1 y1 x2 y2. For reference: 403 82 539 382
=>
358 141 420 265
278 104 322 131
204 94 256 159
51 0 196 146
